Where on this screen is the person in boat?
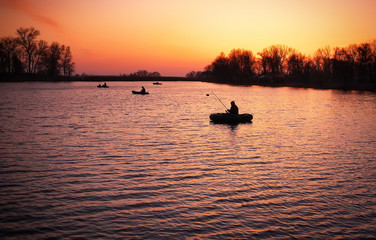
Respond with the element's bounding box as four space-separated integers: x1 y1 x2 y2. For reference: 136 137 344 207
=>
140 86 146 93
103 82 107 87
227 101 239 114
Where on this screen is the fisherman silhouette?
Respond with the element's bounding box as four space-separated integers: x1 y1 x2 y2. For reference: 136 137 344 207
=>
228 101 239 114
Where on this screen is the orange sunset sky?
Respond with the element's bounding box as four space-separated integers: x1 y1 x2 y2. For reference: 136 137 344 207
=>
1 0 376 76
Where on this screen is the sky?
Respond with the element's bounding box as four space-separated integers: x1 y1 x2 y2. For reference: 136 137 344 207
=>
0 0 375 76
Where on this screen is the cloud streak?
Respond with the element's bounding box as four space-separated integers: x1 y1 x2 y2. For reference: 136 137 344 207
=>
1 0 63 32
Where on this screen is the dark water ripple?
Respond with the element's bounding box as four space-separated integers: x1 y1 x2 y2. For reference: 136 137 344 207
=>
0 82 375 239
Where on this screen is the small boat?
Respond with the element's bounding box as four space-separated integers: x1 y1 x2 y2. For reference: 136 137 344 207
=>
97 83 109 88
210 113 253 124
153 82 162 85
132 90 149 95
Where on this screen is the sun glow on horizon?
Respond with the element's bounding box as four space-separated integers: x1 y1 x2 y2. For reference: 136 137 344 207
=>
1 0 376 76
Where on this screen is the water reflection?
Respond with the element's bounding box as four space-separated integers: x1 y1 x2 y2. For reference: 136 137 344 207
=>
0 82 375 239
210 121 254 132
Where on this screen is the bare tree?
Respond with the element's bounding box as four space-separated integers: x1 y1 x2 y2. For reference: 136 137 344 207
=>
133 70 148 77
16 27 40 74
258 45 292 75
313 46 331 74
147 71 161 77
204 49 256 83
356 43 373 83
257 50 269 75
332 47 354 84
371 40 376 83
228 49 256 81
287 51 306 76
186 71 197 79
205 52 230 81
33 40 48 74
43 42 62 78
0 37 19 73
1 27 75 80
61 45 75 77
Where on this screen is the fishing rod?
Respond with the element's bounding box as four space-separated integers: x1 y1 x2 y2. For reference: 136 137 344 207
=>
211 90 228 112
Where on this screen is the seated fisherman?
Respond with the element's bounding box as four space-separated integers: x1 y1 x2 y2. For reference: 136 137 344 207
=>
228 101 239 114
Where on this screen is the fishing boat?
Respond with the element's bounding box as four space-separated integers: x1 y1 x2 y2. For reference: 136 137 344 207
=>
210 113 253 124
97 83 109 88
132 90 149 95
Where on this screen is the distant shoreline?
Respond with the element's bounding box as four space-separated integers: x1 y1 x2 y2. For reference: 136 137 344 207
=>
0 74 188 82
1 74 375 92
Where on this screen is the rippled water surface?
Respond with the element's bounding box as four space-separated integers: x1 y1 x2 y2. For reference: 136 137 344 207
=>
0 81 375 239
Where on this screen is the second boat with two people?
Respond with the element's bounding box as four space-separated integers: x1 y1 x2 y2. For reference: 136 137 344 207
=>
97 83 109 88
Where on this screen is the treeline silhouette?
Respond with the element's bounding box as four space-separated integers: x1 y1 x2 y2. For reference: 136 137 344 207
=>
123 70 161 78
0 27 75 80
187 42 376 91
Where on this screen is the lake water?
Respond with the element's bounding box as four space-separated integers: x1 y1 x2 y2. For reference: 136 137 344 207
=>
0 81 375 239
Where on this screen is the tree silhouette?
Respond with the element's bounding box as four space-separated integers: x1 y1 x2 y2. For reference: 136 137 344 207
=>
196 40 376 90
205 49 256 84
287 51 309 79
205 52 230 81
0 27 75 80
129 70 161 78
228 49 256 82
313 46 331 75
0 37 19 74
356 43 373 83
44 42 62 78
33 40 48 74
16 27 40 75
257 45 292 76
61 45 75 77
